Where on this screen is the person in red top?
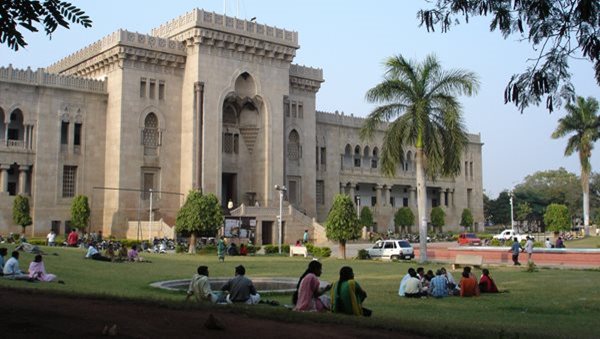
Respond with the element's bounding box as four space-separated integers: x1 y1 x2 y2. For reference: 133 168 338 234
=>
67 230 79 247
478 269 499 293
239 244 248 256
459 271 479 297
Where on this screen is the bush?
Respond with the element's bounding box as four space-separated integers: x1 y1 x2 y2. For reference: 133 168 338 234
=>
246 244 261 255
120 239 142 248
305 243 331 258
263 244 290 255
197 244 217 255
356 249 370 260
28 239 46 246
175 244 187 253
489 238 502 246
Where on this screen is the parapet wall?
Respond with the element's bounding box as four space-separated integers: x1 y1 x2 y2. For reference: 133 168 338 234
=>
46 30 186 74
0 65 106 93
150 8 298 47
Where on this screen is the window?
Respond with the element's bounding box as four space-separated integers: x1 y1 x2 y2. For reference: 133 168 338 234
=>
291 102 297 118
62 165 77 198
320 147 326 168
390 196 395 207
467 189 472 209
354 146 361 167
298 103 304 118
284 98 290 117
158 81 165 100
403 197 408 207
384 241 396 249
288 180 298 205
470 161 474 180
371 196 377 207
61 121 69 145
74 123 82 154
149 80 156 99
316 180 324 205
140 78 147 98
465 161 468 179
143 172 154 200
223 133 234 153
287 130 300 160
233 134 239 154
143 113 160 156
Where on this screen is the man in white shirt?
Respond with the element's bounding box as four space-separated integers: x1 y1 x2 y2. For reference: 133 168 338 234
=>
47 230 57 246
187 265 221 303
544 238 553 249
525 236 535 262
398 267 415 296
3 251 30 280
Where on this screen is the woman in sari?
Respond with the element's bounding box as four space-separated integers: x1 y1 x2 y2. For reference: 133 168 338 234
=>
330 266 370 316
293 260 331 312
28 255 57 282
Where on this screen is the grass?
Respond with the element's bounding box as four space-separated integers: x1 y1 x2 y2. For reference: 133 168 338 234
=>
1 244 599 338
563 236 600 248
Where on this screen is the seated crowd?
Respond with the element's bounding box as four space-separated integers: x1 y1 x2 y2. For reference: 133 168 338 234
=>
398 266 500 298
0 247 62 283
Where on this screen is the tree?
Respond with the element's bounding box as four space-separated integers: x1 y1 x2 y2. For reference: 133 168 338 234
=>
460 208 474 232
552 96 600 236
430 207 446 232
1 0 92 51
175 190 224 254
70 195 90 231
395 207 415 234
544 203 571 232
488 191 512 226
360 54 479 262
418 0 600 113
12 195 32 233
325 194 361 259
515 201 533 230
359 206 374 228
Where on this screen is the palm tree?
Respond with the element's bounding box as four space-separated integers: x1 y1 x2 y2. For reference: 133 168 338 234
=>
360 54 479 262
551 96 600 237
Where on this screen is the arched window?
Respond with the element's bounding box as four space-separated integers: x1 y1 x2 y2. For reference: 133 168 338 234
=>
223 105 237 125
354 145 361 167
0 107 5 141
372 147 379 168
405 151 412 172
288 129 301 160
143 113 160 156
344 144 352 156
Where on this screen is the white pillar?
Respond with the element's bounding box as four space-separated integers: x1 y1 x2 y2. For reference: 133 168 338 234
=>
0 164 9 193
18 165 29 195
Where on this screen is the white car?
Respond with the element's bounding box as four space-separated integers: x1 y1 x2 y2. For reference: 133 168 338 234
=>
493 230 528 242
367 239 414 260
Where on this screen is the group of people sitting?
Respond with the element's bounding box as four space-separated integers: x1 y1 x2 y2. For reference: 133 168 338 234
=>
0 247 62 283
186 261 371 316
85 242 148 263
399 266 500 298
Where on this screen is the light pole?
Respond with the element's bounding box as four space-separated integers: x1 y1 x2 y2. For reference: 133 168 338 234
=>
274 184 287 254
355 195 361 217
509 191 515 232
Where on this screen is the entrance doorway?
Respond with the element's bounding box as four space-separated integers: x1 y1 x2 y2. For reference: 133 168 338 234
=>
261 221 273 244
221 173 237 208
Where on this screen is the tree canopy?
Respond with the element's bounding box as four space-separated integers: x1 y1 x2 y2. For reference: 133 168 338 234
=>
430 206 446 232
418 0 600 113
1 0 92 51
394 207 415 233
359 206 374 228
12 195 32 232
325 194 361 259
175 190 224 253
544 203 571 232
70 195 90 230
460 208 474 231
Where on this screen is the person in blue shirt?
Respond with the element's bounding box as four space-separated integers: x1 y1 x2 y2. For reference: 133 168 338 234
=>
3 251 30 280
509 238 523 266
429 269 448 298
85 242 111 262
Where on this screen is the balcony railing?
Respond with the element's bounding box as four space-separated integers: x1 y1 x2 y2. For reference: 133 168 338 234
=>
0 138 32 151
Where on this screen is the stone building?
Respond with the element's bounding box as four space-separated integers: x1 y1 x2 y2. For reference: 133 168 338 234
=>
0 9 483 243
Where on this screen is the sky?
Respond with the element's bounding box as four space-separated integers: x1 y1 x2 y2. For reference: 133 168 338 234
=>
1 0 598 197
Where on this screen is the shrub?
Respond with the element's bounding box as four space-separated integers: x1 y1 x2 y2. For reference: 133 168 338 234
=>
175 244 187 253
263 244 289 255
489 238 502 246
356 249 370 260
120 239 142 248
28 239 46 246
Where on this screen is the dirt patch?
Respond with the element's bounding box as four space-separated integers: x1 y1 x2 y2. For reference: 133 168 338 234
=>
0 289 417 339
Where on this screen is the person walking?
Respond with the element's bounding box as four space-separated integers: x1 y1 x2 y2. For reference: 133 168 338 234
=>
509 237 523 266
217 236 226 262
524 236 534 262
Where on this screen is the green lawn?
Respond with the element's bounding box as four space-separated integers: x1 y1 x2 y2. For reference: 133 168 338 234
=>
564 236 600 248
1 245 599 338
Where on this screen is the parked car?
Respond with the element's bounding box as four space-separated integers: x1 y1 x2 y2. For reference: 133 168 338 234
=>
367 239 414 260
492 229 528 242
457 233 482 246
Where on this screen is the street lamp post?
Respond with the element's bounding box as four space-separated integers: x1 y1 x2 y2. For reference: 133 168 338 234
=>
509 191 515 233
355 195 361 217
274 185 287 254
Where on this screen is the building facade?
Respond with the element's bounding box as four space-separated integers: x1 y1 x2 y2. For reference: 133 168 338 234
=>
0 9 483 243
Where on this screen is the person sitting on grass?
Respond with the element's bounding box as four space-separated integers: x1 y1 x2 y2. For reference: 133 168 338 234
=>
239 243 248 256
127 244 148 262
429 269 448 298
187 265 222 303
330 266 370 316
478 269 499 293
117 245 128 261
85 242 112 262
398 267 415 296
0 247 8 274
2 251 31 280
404 269 427 298
293 260 331 312
28 254 59 282
459 271 479 297
440 267 459 295
221 265 260 304
105 244 116 261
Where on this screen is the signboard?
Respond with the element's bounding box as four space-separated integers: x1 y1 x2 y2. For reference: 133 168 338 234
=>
224 217 256 240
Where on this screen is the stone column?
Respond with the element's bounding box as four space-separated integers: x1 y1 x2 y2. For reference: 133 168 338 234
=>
18 165 29 195
375 184 382 207
384 185 391 207
348 182 355 198
0 164 9 193
409 187 417 207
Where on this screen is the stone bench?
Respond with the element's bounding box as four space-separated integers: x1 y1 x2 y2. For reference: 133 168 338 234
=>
289 246 308 257
452 254 483 270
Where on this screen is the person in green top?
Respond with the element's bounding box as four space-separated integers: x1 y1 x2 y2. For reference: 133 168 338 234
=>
330 266 371 316
217 236 226 262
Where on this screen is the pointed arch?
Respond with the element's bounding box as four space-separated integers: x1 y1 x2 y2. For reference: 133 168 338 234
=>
288 129 301 160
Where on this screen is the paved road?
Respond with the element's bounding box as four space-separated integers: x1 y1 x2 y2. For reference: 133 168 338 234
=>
327 241 461 258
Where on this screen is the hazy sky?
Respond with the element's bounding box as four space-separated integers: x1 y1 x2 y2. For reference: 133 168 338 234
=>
2 0 597 197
